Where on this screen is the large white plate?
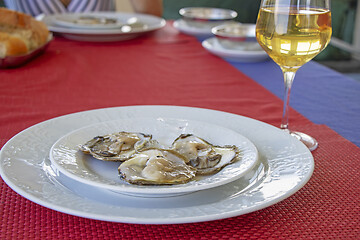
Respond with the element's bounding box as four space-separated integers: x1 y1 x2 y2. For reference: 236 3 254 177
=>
202 37 269 62
43 12 166 42
50 118 258 197
0 106 314 224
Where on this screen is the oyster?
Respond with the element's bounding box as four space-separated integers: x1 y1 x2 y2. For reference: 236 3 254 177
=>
79 132 154 161
171 134 240 175
118 148 196 185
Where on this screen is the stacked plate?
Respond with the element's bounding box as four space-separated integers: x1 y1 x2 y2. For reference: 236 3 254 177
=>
0 106 314 224
173 7 237 40
172 7 268 62
42 12 166 42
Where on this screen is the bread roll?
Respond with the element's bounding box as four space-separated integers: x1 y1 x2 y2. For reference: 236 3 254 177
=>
0 7 49 58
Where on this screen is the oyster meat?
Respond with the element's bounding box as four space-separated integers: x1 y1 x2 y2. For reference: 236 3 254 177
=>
79 132 153 161
118 148 196 185
171 134 240 175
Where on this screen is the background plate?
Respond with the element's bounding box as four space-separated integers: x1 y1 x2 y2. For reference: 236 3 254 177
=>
173 19 214 40
54 14 124 29
202 37 269 62
43 12 165 42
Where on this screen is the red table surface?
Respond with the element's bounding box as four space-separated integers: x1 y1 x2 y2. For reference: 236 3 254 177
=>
0 23 359 239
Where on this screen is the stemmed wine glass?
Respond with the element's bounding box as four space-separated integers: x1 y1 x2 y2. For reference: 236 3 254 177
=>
256 0 332 151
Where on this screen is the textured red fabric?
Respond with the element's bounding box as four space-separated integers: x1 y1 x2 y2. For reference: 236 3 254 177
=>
0 23 359 239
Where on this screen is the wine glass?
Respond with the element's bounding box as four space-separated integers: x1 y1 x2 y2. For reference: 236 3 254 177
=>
256 0 332 151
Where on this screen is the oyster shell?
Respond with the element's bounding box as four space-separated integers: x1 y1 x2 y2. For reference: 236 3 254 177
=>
118 148 196 185
171 134 240 175
79 132 154 161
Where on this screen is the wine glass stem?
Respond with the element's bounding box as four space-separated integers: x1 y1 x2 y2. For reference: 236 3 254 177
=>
280 70 297 131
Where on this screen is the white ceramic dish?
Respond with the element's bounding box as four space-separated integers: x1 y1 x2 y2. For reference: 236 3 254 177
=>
202 37 269 62
43 12 165 42
212 23 256 41
54 14 124 29
212 23 257 50
50 118 258 197
179 7 237 21
179 7 237 29
0 106 314 224
173 19 229 40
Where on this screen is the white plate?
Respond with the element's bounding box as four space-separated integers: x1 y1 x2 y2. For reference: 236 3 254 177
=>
202 37 269 62
43 12 165 42
54 14 124 29
0 106 314 224
50 118 258 197
173 19 232 40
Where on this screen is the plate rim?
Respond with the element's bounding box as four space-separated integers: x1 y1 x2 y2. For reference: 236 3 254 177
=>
0 105 314 224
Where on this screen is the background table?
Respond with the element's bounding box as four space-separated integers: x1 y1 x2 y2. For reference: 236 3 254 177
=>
0 22 359 239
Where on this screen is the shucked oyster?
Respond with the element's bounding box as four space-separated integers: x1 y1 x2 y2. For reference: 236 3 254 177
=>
79 132 154 161
118 148 196 185
171 134 240 175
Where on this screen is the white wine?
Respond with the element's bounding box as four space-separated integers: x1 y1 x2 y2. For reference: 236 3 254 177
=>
256 7 332 71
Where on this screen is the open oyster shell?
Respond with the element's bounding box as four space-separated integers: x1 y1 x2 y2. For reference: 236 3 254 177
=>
79 132 156 161
118 148 196 185
171 134 240 175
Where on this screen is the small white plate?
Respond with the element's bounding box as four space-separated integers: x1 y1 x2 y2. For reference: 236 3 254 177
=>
43 12 165 42
50 118 258 197
173 19 220 40
202 37 269 62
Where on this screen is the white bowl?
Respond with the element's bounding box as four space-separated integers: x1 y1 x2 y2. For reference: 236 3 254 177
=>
179 7 237 28
212 23 257 50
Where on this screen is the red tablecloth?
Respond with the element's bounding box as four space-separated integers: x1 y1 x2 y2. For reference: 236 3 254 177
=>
0 23 359 239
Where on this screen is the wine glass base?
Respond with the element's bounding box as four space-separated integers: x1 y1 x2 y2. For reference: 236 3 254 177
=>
289 131 318 151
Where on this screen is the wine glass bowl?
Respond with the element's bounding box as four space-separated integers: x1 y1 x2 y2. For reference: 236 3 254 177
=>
255 0 332 151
